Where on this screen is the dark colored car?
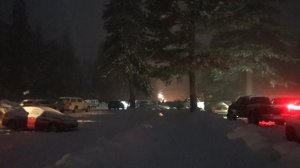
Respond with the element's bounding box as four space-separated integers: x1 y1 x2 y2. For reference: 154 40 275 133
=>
108 101 125 110
227 96 278 124
2 106 78 132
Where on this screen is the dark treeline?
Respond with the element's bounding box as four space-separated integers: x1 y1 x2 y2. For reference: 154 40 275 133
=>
0 0 83 101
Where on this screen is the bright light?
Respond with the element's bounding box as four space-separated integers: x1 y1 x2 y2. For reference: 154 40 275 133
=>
287 104 300 110
158 93 163 99
158 92 165 102
121 101 129 109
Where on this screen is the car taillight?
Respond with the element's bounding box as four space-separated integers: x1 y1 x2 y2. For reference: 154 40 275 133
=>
287 104 300 110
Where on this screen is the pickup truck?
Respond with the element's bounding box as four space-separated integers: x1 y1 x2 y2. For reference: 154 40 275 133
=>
227 96 286 125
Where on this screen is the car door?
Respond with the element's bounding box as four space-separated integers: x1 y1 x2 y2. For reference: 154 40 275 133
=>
77 98 84 110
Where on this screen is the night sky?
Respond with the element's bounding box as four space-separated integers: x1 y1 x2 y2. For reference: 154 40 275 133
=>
1 0 299 60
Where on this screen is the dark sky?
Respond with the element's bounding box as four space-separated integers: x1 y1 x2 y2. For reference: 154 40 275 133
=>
1 0 299 60
27 0 109 60
1 0 109 60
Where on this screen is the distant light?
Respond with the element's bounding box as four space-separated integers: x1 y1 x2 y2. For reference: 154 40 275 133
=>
121 101 129 109
158 112 164 117
23 90 30 95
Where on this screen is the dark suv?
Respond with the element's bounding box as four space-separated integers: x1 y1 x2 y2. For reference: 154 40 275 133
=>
108 101 125 110
227 96 272 124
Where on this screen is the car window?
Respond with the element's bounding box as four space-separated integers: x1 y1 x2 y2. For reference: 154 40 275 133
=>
250 97 270 104
236 97 249 105
60 98 69 103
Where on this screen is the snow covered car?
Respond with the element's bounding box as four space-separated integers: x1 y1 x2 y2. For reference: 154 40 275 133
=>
20 99 56 109
211 101 230 117
2 106 78 132
85 99 100 110
0 99 20 119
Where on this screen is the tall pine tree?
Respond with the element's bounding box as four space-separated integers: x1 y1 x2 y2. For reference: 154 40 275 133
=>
100 0 152 108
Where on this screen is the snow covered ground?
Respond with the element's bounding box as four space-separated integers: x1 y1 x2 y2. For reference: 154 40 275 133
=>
0 109 300 168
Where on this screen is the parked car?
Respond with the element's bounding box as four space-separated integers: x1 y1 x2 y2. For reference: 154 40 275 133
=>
183 98 205 110
57 97 90 113
108 100 126 110
210 101 230 117
85 99 100 110
2 106 78 132
227 96 284 125
0 100 20 118
285 101 300 142
20 99 56 109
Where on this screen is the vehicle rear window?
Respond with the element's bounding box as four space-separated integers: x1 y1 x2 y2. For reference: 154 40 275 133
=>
59 98 69 103
250 97 270 104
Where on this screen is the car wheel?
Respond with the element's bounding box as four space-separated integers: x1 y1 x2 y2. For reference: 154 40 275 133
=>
48 123 58 132
286 126 299 141
7 120 18 131
85 106 90 112
227 110 237 120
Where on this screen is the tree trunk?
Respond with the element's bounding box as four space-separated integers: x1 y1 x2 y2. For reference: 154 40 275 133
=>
188 6 197 112
128 71 136 108
246 71 253 95
189 70 197 112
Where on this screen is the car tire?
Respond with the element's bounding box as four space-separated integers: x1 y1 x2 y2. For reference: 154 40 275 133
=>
227 110 237 120
85 106 90 112
286 126 299 141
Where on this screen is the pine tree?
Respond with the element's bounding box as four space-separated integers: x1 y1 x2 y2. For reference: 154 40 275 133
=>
146 0 294 109
146 0 225 111
211 0 294 95
100 0 152 108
